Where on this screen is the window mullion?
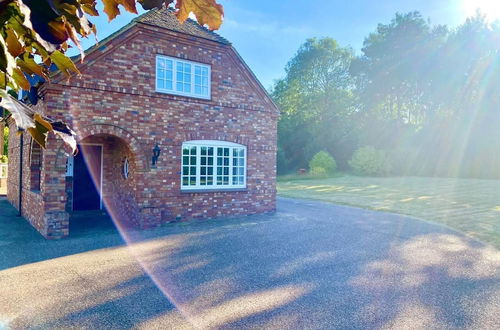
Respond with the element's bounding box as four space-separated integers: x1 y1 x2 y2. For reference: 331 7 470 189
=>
210 147 215 187
191 65 195 95
173 59 177 91
164 58 167 86
243 148 247 187
214 147 219 186
228 147 233 186
196 145 201 187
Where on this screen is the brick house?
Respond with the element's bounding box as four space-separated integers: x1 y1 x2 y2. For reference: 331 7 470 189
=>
6 8 278 239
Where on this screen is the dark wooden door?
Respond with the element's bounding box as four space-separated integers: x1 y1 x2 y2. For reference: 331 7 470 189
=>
73 145 102 211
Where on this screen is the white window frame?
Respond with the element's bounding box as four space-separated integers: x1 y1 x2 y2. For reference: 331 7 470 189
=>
156 55 211 99
181 140 247 191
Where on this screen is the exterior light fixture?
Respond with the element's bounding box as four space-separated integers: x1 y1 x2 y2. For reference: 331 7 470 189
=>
123 158 130 179
152 144 161 168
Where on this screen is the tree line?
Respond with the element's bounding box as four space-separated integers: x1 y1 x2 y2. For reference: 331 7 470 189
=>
272 11 500 179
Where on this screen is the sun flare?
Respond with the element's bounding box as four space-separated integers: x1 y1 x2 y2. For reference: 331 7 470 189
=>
461 0 500 21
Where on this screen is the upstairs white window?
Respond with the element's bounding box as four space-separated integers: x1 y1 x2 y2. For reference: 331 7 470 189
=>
156 55 210 99
181 140 246 190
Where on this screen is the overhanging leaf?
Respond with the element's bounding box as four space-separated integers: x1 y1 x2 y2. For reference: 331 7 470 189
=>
34 113 53 131
0 90 77 153
50 50 80 76
0 33 16 76
51 121 77 155
47 20 69 45
0 89 35 131
81 3 99 16
27 120 50 148
5 29 24 57
16 54 48 79
139 0 172 10
12 67 31 90
175 0 224 30
103 0 138 21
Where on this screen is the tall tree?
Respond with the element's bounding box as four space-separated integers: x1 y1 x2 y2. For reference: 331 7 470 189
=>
272 38 356 172
352 12 447 125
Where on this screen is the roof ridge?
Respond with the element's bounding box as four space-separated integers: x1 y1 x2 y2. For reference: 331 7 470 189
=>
134 7 230 45
70 7 229 62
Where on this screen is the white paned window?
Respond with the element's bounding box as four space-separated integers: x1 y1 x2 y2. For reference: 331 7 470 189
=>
156 55 210 99
181 140 246 190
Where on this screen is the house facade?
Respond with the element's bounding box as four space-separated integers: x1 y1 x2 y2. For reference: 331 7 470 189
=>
6 8 278 239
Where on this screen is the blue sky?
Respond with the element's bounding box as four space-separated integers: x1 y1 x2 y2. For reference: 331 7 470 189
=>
72 0 495 89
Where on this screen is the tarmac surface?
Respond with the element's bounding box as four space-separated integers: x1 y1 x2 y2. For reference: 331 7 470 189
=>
0 196 499 329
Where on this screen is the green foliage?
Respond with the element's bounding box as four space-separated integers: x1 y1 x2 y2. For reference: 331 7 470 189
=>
0 155 6 163
3 126 7 156
349 146 389 176
275 11 500 179
309 151 337 175
272 37 356 173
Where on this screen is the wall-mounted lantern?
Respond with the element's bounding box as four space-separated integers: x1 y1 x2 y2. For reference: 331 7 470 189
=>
123 157 130 179
152 144 161 168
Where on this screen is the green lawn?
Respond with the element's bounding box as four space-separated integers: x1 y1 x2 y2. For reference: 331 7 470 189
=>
278 175 500 248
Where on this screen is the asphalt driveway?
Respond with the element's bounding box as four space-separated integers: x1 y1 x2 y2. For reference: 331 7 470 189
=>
0 197 499 329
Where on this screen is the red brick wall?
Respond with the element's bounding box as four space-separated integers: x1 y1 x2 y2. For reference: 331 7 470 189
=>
7 120 48 236
8 21 278 237
7 116 70 239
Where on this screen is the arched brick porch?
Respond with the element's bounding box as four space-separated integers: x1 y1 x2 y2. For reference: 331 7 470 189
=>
46 124 152 237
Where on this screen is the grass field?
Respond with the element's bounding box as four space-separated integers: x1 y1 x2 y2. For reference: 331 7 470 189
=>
278 175 500 249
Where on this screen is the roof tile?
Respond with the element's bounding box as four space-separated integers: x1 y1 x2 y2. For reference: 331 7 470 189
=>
135 7 230 45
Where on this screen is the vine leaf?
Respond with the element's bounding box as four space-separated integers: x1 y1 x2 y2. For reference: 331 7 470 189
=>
5 29 24 57
103 0 138 21
175 0 224 30
138 0 173 10
50 50 80 76
27 117 50 148
0 89 35 131
0 90 77 154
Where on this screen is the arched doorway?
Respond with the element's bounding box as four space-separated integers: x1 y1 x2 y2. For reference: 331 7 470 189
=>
65 133 141 231
72 144 103 210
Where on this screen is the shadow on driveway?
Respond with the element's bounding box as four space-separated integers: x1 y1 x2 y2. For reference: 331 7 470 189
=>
0 197 499 329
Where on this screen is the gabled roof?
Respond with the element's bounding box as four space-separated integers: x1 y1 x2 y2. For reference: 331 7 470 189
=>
73 7 229 61
62 7 278 113
136 7 230 45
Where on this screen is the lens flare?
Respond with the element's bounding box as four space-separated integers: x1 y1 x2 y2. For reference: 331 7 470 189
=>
461 0 500 21
67 108 203 327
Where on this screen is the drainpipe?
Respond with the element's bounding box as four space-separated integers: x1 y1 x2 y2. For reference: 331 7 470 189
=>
18 133 23 217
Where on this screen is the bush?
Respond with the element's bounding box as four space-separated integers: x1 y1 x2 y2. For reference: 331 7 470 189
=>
349 146 390 176
0 155 6 163
309 151 337 175
309 166 328 176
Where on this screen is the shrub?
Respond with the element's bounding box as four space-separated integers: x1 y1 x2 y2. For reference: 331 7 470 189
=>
349 146 390 176
0 155 7 163
309 166 328 176
309 151 337 175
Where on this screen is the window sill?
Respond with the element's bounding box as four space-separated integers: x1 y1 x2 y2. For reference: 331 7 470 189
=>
155 89 211 100
180 188 248 194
